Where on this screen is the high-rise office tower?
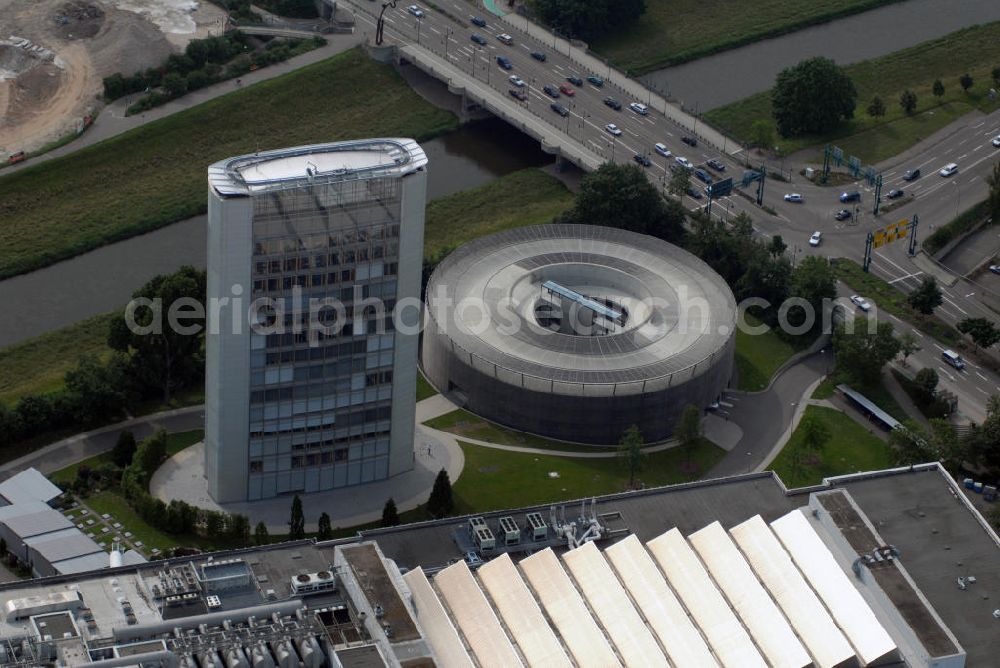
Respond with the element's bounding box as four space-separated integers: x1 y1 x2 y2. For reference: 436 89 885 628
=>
205 139 427 502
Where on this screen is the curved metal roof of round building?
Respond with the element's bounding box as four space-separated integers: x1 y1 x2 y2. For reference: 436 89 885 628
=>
425 224 737 390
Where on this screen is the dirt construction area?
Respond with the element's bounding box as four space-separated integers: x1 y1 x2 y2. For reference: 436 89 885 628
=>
0 0 226 158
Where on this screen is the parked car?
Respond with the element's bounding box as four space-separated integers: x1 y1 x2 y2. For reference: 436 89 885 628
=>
587 75 603 87
496 33 513 45
496 55 512 70
840 191 861 203
542 84 560 98
835 209 852 221
633 154 651 167
706 158 725 171
509 88 527 101
784 193 804 203
886 189 904 199
530 51 546 62
603 96 622 110
470 15 487 27
470 33 487 45
559 84 575 96
605 123 622 136
654 143 671 158
939 162 958 177
675 156 692 170
850 295 872 312
681 136 697 147
508 75 525 87
693 168 713 184
686 186 703 200
902 168 921 181
628 102 649 115
566 75 583 86
550 103 569 117
809 231 822 247
407 4 424 18
993 135 1000 148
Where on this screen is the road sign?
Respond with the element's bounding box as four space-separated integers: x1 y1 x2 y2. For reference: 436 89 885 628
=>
832 146 844 165
707 177 733 198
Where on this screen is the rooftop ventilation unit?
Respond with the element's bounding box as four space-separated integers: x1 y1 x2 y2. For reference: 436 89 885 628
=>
499 516 520 546
469 517 488 538
290 571 337 596
474 526 496 551
526 512 547 541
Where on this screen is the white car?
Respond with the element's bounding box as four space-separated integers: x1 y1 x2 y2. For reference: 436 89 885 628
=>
809 231 822 247
654 142 671 158
939 162 958 177
604 123 622 137
496 33 513 45
407 4 424 18
850 295 872 312
628 102 649 115
508 75 525 87
989 264 1000 274
992 135 1000 148
675 156 692 169
784 193 804 203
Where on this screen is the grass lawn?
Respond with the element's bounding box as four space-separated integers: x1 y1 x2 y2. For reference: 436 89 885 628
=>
451 438 725 513
425 409 618 452
0 312 115 406
50 430 204 488
423 168 573 259
812 377 837 399
705 21 1000 163
0 48 458 280
83 491 180 554
769 405 893 487
734 314 804 391
588 0 903 75
415 372 438 402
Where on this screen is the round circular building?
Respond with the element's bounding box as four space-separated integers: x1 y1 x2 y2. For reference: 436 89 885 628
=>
421 224 737 445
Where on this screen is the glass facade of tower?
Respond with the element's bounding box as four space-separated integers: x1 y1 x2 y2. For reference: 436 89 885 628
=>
244 177 403 499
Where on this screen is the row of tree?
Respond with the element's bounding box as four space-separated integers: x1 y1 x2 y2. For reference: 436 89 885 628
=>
533 0 646 43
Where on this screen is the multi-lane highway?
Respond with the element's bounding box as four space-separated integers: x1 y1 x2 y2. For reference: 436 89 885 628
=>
343 0 999 419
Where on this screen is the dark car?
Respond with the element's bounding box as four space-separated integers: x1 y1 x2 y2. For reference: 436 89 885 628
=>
693 168 713 184
531 51 547 62
886 189 904 199
470 15 487 27
686 186 703 200
509 88 527 101
566 75 583 86
470 33 487 45
839 191 861 203
496 55 512 70
902 168 921 181
834 209 852 221
681 136 698 147
603 96 622 110
587 75 604 87
543 84 560 98
706 158 725 171
550 103 569 117
633 154 651 167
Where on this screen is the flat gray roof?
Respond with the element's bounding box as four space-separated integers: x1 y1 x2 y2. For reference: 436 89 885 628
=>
0 468 62 506
0 502 73 538
26 530 104 563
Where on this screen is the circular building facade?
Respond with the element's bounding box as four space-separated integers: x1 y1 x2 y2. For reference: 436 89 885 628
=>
421 224 737 445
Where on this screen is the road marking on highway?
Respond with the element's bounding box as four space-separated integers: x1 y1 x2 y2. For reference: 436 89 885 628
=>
941 296 968 315
938 366 957 382
976 387 990 396
888 271 923 284
932 342 946 352
554 64 564 72
910 329 923 338
977 371 989 381
972 120 985 128
429 26 441 34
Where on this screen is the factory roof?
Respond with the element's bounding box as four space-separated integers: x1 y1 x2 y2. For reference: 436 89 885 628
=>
0 467 62 506
0 501 74 538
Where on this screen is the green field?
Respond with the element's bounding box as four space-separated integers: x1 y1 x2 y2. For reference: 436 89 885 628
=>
734 314 803 391
705 22 1000 163
0 313 115 406
423 168 573 259
590 0 903 75
415 372 438 402
0 48 458 280
83 491 180 554
451 438 725 513
425 409 618 452
769 405 892 487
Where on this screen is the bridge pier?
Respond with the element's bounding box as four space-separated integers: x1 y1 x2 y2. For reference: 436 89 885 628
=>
366 43 399 65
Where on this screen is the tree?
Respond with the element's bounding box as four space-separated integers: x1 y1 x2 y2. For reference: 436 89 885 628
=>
932 79 945 98
229 514 251 545
834 317 901 386
749 119 774 149
987 161 1000 220
899 89 918 115
561 163 685 243
534 0 645 40
668 167 692 197
897 331 920 366
771 57 857 137
254 521 270 546
993 66 1000 89
767 235 787 258
867 96 886 118
957 317 1000 349
427 469 454 518
382 498 400 527
111 431 138 468
161 72 188 98
914 367 939 405
317 512 332 541
790 256 837 324
959 73 973 93
736 247 791 309
907 277 943 315
799 412 831 455
64 353 127 427
675 404 702 462
617 425 646 489
288 495 305 540
108 266 206 403
964 396 1000 480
